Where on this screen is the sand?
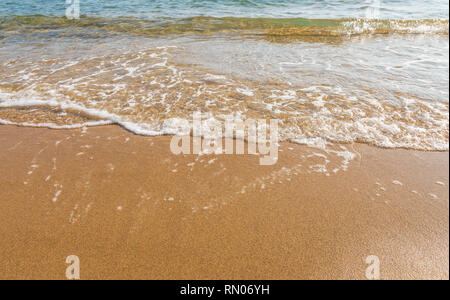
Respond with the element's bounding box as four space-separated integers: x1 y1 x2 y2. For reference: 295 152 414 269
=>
0 124 448 280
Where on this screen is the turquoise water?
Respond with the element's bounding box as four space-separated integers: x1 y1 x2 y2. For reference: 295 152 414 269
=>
0 0 449 19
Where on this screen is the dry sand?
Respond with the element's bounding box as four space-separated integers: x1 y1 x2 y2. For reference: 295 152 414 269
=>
0 124 448 280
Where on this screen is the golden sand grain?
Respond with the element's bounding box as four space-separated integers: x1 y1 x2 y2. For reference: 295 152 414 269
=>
0 125 448 279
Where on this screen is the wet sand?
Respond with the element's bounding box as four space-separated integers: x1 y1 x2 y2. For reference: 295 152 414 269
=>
0 124 448 280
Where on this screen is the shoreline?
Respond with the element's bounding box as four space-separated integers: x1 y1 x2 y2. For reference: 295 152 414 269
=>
0 124 448 279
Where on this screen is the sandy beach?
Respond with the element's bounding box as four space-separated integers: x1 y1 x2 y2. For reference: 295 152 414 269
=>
0 124 447 280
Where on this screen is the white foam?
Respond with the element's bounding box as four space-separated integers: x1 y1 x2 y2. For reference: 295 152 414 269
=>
393 180 403 186
0 118 113 130
428 193 438 199
236 88 254 97
0 42 448 153
52 187 62 203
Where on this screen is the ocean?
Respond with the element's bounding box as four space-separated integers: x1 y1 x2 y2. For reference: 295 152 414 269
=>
0 0 448 150
1 0 449 19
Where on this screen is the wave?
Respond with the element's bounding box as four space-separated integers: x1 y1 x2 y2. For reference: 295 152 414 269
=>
0 44 448 151
0 15 448 37
0 18 448 152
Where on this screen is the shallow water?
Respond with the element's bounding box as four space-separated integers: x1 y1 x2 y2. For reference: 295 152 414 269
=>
0 1 448 150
